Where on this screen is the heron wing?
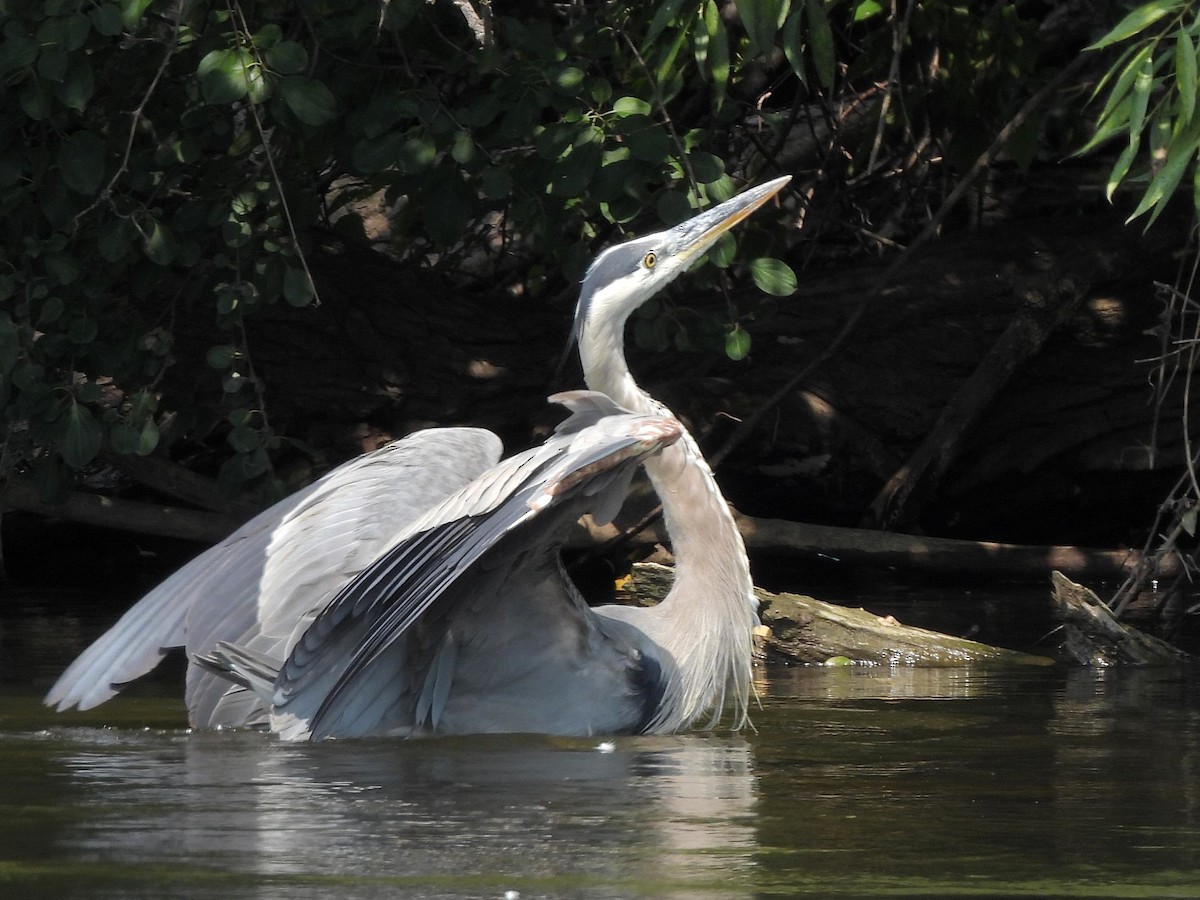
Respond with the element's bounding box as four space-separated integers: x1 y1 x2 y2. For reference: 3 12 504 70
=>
45 427 502 718
265 395 680 739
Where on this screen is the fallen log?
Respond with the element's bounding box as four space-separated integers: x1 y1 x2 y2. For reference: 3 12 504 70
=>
732 512 1165 579
1049 571 1194 665
0 479 244 545
1 476 1160 582
624 562 1055 667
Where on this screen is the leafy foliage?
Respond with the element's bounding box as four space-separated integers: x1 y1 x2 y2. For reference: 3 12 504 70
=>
0 0 1118 505
1084 0 1200 224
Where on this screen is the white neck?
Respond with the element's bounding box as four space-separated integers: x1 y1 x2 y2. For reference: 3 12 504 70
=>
579 310 757 731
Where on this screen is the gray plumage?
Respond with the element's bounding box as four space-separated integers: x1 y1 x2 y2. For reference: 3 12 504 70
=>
46 176 790 739
46 427 502 723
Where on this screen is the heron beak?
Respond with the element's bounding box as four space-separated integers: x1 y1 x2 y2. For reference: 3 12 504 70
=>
673 174 791 265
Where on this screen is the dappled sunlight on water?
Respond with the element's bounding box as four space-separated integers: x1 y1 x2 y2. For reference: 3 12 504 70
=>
3 586 1199 898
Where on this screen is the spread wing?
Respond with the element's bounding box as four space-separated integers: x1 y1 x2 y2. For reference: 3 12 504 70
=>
251 392 681 740
45 427 503 720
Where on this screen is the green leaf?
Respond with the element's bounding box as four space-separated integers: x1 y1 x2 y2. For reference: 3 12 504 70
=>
550 141 602 197
1097 43 1152 118
280 75 337 125
551 65 586 95
38 296 64 325
650 18 690 100
612 96 652 117
120 0 154 30
706 3 730 106
1080 94 1134 156
725 327 752 360
206 344 235 369
781 8 807 86
44 253 80 285
1107 140 1139 200
805 0 836 90
645 0 688 46
135 419 160 455
1127 52 1155 145
450 130 476 166
688 151 726 184
626 124 672 162
56 54 94 111
1077 45 1152 156
852 0 884 22
254 23 283 48
749 257 798 296
1087 0 1185 51
282 266 315 307
57 130 106 195
739 0 787 59
1177 30 1197 124
89 4 125 36
57 14 92 52
710 231 737 268
266 41 308 75
227 424 261 454
0 34 37 77
19 80 52 120
141 216 177 265
1127 112 1200 223
57 401 103 468
198 48 250 104
399 137 438 173
655 189 694 225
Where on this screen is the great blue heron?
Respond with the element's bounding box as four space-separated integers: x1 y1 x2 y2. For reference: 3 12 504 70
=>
46 176 790 738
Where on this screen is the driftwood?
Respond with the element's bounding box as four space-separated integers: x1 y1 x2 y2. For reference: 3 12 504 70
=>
625 562 1054 667
1 478 243 545
1049 571 1193 665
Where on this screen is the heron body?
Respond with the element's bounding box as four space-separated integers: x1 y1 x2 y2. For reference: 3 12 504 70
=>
46 176 791 739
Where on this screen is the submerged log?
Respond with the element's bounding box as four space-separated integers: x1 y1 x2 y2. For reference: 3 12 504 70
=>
625 562 1055 667
1049 571 1194 665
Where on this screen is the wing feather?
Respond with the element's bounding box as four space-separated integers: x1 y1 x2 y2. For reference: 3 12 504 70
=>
45 427 502 721
269 403 681 739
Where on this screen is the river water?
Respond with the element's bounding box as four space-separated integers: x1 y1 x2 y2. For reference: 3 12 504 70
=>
2 589 1199 898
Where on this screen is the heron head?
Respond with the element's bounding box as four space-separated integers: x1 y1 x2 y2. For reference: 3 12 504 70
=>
572 175 791 347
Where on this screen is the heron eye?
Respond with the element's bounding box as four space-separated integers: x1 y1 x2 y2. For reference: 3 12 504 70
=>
643 251 657 269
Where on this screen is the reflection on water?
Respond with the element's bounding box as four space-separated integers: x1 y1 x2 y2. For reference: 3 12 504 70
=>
756 665 1200 897
3 591 1200 897
2 718 758 899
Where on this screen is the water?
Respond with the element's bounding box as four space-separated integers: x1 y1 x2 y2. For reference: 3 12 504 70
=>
2 594 1200 898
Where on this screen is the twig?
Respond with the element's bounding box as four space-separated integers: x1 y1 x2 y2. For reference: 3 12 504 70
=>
72 15 181 228
228 0 323 308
